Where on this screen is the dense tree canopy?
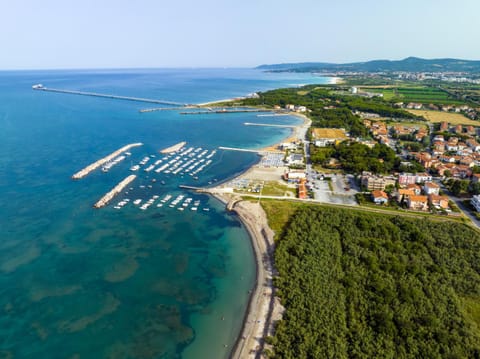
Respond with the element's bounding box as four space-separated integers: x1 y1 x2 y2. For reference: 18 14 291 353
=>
266 204 480 359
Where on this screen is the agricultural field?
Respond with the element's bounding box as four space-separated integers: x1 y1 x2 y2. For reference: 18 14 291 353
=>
358 86 468 105
407 109 480 126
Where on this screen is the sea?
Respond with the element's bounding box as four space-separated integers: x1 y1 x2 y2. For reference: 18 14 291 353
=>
0 68 329 359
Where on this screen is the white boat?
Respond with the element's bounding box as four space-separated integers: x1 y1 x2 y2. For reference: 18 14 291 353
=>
133 199 142 205
130 165 140 171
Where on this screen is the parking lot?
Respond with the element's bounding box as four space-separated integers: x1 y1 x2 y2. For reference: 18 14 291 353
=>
306 168 358 205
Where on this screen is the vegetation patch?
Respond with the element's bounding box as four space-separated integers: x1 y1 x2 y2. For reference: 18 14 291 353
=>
263 202 480 358
407 109 479 126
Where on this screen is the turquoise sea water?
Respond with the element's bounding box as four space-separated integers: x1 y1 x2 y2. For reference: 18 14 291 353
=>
0 69 328 358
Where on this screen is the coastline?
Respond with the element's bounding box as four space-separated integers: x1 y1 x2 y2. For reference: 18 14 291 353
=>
211 111 309 358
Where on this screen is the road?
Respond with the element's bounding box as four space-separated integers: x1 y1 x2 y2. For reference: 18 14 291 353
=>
435 180 480 228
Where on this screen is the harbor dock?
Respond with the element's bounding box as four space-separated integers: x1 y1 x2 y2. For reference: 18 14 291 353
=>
160 141 187 154
94 175 136 208
72 143 143 179
33 85 187 106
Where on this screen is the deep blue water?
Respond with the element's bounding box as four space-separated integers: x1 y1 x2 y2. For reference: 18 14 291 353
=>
0 68 329 358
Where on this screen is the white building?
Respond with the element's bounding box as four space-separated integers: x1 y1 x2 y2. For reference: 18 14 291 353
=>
471 195 480 212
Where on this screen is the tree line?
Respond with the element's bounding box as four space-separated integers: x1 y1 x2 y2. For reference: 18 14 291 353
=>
265 204 480 358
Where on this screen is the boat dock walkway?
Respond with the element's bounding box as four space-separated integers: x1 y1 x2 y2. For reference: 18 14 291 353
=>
33 86 187 106
139 106 199 113
244 122 296 128
72 143 143 179
94 175 136 208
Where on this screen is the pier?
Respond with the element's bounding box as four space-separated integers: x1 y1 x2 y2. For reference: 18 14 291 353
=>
72 143 143 179
180 109 272 115
33 85 187 106
244 122 296 128
94 175 136 208
139 106 198 113
218 146 283 154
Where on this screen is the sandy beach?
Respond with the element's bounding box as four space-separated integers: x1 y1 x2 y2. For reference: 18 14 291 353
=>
195 97 309 358
214 112 309 358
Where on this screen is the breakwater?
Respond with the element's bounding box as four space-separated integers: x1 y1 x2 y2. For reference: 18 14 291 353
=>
160 141 186 154
93 175 136 208
72 143 143 179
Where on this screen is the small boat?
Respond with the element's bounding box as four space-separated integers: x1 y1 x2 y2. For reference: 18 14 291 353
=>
133 199 142 205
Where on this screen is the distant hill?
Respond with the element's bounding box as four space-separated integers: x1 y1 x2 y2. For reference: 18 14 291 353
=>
257 57 480 73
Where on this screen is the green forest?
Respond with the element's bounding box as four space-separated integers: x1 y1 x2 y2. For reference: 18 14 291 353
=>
239 86 420 138
263 203 480 358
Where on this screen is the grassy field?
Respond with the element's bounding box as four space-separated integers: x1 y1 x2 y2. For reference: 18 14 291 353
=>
261 181 295 197
358 86 468 105
407 109 480 126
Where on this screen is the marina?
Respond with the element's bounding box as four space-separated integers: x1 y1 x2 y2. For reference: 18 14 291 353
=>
72 143 143 179
93 175 137 208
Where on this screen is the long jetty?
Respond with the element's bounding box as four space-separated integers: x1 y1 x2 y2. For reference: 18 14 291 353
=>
139 106 198 113
94 175 136 208
180 109 272 115
218 146 283 154
33 86 186 106
244 122 296 128
72 143 143 179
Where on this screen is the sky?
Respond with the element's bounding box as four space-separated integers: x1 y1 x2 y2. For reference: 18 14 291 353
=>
1 0 479 69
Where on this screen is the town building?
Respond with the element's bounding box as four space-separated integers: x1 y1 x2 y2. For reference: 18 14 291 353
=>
371 190 388 204
407 195 429 211
311 128 348 147
361 172 396 191
471 195 480 212
428 194 449 209
423 182 440 195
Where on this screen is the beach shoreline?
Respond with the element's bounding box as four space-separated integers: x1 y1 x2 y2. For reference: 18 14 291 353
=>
207 110 309 358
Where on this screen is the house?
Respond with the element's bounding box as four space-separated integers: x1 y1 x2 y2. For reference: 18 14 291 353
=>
407 195 429 211
472 173 480 184
440 121 449 131
285 104 296 111
415 173 433 183
287 153 304 166
455 125 463 134
295 105 307 112
283 170 306 182
423 182 440 195
371 190 388 204
428 194 449 209
298 178 308 199
406 183 422 195
471 194 480 212
466 139 480 152
397 189 415 202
